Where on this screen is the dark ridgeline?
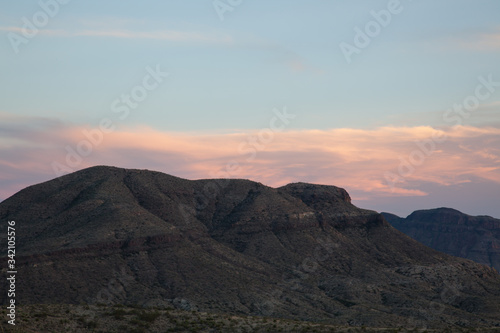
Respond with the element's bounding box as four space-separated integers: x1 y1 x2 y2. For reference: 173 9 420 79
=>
1 166 499 329
383 208 500 272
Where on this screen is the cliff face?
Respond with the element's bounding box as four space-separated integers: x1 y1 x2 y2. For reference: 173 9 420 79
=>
1 166 500 329
383 208 500 272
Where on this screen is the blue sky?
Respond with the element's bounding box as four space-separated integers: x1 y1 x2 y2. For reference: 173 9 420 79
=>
1 0 500 217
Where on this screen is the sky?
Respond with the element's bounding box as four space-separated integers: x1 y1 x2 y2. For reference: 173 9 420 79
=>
1 0 499 218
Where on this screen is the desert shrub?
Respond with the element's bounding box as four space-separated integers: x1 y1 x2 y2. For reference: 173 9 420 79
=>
128 328 147 333
108 308 129 320
137 310 161 322
86 320 98 329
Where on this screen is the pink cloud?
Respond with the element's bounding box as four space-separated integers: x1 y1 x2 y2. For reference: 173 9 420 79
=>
1 114 500 206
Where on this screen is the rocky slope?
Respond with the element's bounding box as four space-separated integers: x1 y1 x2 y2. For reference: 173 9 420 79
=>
382 208 500 272
1 166 500 329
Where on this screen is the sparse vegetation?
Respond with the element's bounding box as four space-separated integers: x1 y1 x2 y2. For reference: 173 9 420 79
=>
1 303 498 333
107 308 129 320
136 310 161 323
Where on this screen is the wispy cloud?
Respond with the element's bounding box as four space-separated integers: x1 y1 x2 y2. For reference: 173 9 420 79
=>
470 30 500 50
0 25 233 44
0 26 68 37
74 29 233 44
449 28 500 51
1 114 500 205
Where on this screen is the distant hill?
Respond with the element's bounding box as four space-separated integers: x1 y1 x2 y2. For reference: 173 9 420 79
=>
382 208 500 273
1 166 500 329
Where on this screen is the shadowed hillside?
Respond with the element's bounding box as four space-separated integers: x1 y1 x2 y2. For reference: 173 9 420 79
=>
382 208 500 272
1 166 500 330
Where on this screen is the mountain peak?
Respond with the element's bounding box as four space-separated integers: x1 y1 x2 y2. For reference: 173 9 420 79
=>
279 181 352 205
383 208 500 272
1 166 500 328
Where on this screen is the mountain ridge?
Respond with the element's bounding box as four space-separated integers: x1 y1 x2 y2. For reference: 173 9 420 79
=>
1 166 500 329
382 208 500 272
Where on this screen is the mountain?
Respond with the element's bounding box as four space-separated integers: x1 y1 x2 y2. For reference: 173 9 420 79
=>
382 208 500 272
1 166 500 330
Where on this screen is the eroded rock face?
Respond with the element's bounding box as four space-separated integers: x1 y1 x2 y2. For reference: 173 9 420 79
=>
383 208 500 272
1 166 500 329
